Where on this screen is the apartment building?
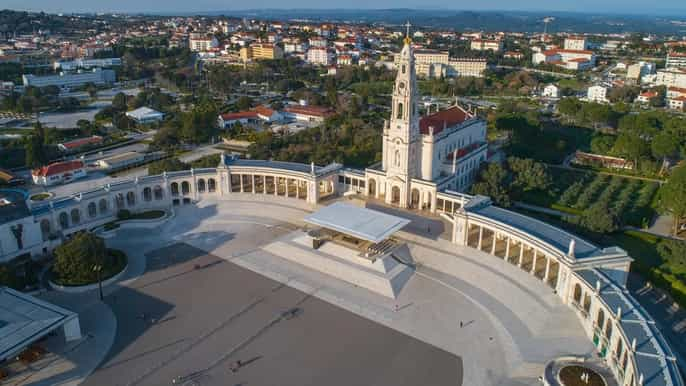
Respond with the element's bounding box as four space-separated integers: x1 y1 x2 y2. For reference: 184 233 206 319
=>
240 43 284 61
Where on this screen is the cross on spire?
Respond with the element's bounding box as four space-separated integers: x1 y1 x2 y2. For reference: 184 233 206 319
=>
404 21 412 38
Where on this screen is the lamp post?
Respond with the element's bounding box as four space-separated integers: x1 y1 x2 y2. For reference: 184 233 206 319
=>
93 264 103 301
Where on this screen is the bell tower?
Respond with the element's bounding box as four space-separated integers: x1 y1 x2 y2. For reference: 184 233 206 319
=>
381 21 421 207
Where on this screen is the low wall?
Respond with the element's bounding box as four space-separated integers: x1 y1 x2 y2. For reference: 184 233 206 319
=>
49 262 129 294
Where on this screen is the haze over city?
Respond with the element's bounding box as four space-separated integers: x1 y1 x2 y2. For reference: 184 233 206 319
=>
1 4 685 386
4 0 686 15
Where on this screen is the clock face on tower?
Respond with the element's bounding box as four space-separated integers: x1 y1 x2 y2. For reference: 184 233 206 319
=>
399 82 405 90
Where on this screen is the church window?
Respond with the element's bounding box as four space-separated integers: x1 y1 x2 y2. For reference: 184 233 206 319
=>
401 64 406 74
396 103 403 119
394 150 400 167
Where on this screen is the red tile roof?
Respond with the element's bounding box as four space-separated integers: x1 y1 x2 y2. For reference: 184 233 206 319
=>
283 105 333 118
668 86 686 94
419 106 472 135
60 136 102 150
32 160 84 177
220 111 259 121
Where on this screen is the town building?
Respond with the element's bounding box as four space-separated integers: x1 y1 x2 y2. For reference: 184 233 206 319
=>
668 96 686 111
393 50 486 78
53 58 121 71
666 51 686 69
218 106 282 128
564 36 588 51
635 91 660 104
22 68 115 88
470 39 503 52
239 43 284 61
306 47 333 66
532 49 596 71
57 135 103 152
189 33 219 52
282 104 333 123
542 84 560 98
125 107 165 124
655 68 686 89
587 85 609 103
31 160 86 186
626 61 656 83
96 151 146 171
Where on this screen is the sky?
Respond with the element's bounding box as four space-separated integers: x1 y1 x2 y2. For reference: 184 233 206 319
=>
3 0 686 16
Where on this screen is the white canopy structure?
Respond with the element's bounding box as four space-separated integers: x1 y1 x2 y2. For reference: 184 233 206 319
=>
304 202 410 243
0 287 81 361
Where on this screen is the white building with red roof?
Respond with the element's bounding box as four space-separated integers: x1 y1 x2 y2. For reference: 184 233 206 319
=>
217 106 282 128
364 25 488 209
32 160 86 186
282 104 333 123
57 135 103 152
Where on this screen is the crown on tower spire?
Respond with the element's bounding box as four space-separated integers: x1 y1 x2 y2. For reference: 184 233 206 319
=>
403 21 412 45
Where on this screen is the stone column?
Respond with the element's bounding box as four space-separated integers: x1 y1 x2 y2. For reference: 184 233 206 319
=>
239 174 244 193
477 226 483 250
518 244 524 267
531 250 538 274
491 233 497 255
274 176 278 196
505 237 511 262
544 258 551 282
252 175 256 194
297 180 301 198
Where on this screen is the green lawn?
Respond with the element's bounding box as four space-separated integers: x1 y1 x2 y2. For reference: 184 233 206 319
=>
29 193 51 201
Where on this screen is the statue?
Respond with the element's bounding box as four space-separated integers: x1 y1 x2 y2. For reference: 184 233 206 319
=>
11 224 24 250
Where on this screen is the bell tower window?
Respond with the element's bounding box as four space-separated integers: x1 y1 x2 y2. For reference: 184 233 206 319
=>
401 64 406 74
396 103 403 119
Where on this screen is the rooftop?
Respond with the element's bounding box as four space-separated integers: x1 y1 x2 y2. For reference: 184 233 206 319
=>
32 160 84 178
0 287 78 362
0 189 29 225
419 105 473 135
304 202 410 243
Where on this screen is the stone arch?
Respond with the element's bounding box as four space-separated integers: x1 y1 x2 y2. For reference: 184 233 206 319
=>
154 185 164 200
368 178 376 196
425 191 432 210
596 308 605 329
126 191 136 206
573 283 582 304
142 187 152 201
171 182 179 196
583 293 592 314
391 185 401 205
115 193 125 209
410 188 420 209
70 208 80 225
197 178 206 193
181 181 190 195
605 320 613 341
208 178 216 192
59 212 69 229
40 219 51 240
88 202 97 218
99 198 108 214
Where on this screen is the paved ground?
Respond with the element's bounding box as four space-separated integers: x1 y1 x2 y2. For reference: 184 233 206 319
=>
81 243 462 386
16 195 595 386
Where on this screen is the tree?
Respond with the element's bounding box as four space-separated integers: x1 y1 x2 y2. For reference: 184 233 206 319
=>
579 201 620 233
53 232 107 285
112 92 128 111
651 132 679 161
470 163 511 207
590 134 616 155
148 158 188 175
656 239 686 268
235 96 253 111
508 157 551 195
660 163 686 235
25 134 45 167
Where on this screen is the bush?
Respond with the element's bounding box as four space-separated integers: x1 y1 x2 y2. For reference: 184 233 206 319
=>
53 233 112 286
116 209 131 220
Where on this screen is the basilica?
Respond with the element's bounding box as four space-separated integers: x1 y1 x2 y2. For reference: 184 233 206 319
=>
364 29 488 210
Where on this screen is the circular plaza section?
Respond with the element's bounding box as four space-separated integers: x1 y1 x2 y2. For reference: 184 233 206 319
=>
1 162 682 386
